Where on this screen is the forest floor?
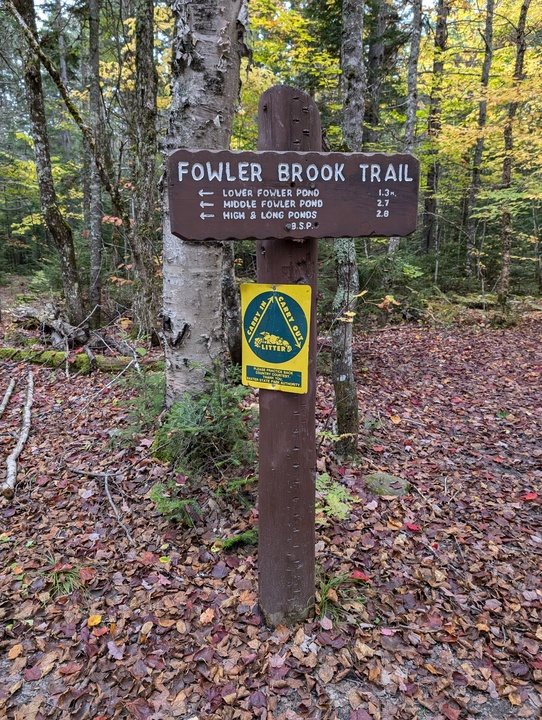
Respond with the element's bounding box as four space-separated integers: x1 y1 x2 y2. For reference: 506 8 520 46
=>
0 279 541 720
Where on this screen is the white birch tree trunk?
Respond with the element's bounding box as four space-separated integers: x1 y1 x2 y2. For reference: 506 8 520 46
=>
162 0 248 404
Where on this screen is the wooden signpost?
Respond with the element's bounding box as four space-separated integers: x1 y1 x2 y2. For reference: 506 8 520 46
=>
168 85 419 627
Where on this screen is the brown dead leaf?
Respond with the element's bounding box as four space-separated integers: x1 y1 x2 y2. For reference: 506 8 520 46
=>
200 607 215 625
8 643 23 660
318 663 335 683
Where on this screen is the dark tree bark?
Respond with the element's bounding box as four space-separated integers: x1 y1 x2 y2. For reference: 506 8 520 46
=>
498 0 531 307
132 0 160 341
5 0 160 339
88 0 102 328
464 0 494 277
14 0 85 325
331 0 365 458
363 0 388 149
388 0 422 255
422 0 450 254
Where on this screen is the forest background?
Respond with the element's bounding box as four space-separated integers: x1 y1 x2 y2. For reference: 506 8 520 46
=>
1 0 541 335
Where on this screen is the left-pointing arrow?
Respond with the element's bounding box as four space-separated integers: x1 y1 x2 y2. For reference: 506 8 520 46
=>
200 213 215 220
200 201 214 208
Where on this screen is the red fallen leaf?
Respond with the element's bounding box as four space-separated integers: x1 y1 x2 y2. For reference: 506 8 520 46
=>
381 628 395 636
79 566 96 583
351 570 371 582
59 662 82 675
442 703 460 720
73 347 85 355
139 551 158 566
523 492 538 501
24 664 42 681
372 445 385 453
125 698 153 720
405 522 421 532
451 397 463 403
92 626 109 637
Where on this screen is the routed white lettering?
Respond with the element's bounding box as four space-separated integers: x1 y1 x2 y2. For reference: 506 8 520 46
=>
384 164 397 182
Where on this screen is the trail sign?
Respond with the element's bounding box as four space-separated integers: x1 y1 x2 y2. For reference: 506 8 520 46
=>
168 149 419 241
241 283 311 394
167 84 420 628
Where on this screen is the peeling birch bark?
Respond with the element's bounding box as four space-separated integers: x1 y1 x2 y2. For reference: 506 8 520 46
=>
0 379 17 419
2 372 34 499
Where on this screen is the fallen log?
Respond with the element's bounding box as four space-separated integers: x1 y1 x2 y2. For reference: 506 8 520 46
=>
13 303 88 347
0 378 16 418
2 371 34 499
0 347 163 374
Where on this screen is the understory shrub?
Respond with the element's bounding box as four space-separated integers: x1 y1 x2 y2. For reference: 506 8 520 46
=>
153 368 256 477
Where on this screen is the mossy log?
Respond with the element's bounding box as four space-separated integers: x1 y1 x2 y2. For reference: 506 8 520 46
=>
0 347 163 374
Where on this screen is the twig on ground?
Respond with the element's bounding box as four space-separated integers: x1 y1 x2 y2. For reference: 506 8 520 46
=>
103 474 136 545
73 358 136 421
0 378 17 418
2 371 34 499
67 467 135 545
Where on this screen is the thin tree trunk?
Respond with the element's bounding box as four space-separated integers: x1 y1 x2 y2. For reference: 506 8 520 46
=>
422 0 449 254
5 0 158 338
363 0 388 150
162 0 248 405
404 0 422 155
15 0 85 325
388 0 422 255
332 0 364 458
498 0 531 308
464 0 494 277
88 0 102 328
54 0 71 155
132 0 160 341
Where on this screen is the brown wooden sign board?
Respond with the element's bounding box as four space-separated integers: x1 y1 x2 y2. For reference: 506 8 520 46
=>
168 149 419 241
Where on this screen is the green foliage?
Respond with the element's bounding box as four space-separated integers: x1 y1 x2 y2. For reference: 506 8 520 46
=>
153 368 256 477
149 483 199 525
214 527 258 552
316 569 368 624
315 472 354 523
115 372 165 443
40 558 86 599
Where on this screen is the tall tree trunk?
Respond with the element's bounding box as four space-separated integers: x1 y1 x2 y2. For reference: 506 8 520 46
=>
88 0 102 328
5 0 159 338
464 0 494 277
422 0 449 254
54 0 71 156
388 0 422 255
15 0 85 325
162 0 248 405
132 0 159 341
332 0 364 457
497 0 531 308
363 0 388 150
